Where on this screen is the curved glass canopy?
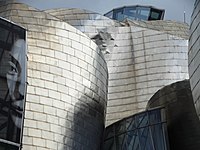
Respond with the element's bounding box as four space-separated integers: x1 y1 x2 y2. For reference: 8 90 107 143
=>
104 5 165 21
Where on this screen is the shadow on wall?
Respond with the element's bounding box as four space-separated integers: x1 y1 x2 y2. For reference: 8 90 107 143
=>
62 46 107 150
147 80 200 150
70 95 104 150
63 96 104 149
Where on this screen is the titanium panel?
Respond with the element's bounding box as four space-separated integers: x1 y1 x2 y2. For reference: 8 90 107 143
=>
188 0 200 120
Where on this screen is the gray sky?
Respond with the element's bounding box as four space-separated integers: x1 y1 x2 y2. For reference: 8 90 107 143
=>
18 0 195 24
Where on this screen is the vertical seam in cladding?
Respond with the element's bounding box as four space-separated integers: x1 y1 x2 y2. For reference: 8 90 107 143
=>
129 26 137 111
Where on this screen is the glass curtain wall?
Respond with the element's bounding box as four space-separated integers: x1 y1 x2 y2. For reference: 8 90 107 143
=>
0 17 27 150
103 108 169 150
104 6 164 21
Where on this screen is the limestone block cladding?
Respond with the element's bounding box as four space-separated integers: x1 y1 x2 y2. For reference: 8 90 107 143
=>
189 0 200 119
0 1 108 150
46 8 190 126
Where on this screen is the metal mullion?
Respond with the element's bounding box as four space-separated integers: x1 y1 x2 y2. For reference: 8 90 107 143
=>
0 138 20 147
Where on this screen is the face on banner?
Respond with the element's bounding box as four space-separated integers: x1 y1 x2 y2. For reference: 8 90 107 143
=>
0 17 26 146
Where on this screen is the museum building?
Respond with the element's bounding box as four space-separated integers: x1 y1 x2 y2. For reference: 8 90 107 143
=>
0 0 200 150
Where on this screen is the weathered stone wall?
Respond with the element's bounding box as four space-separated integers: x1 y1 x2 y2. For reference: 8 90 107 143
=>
0 1 108 150
147 80 200 150
188 0 200 119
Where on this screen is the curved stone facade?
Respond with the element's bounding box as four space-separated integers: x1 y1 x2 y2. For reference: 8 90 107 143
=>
45 8 119 38
0 1 108 150
147 80 200 150
188 0 200 119
46 8 190 126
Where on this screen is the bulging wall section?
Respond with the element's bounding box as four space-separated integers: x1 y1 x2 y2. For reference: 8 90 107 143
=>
188 0 200 119
147 80 200 150
0 1 108 150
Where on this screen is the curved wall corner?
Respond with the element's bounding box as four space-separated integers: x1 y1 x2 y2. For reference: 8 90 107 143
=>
0 1 108 150
147 80 200 150
188 0 200 119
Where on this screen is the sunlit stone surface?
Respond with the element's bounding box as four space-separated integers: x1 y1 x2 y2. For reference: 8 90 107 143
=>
0 1 108 149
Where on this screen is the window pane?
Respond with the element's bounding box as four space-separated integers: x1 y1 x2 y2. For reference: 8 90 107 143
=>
149 9 163 20
151 124 166 150
136 7 150 20
105 11 113 19
116 134 127 150
150 11 160 19
104 139 115 150
127 130 140 150
124 7 137 20
113 9 124 21
104 108 169 150
126 117 136 131
0 17 26 149
136 112 148 128
115 120 126 135
149 109 161 125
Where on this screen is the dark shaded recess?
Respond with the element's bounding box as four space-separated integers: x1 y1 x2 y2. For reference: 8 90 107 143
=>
147 80 200 150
